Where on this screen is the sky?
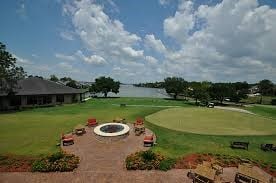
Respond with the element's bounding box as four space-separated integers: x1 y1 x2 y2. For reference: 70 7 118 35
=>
1 0 276 83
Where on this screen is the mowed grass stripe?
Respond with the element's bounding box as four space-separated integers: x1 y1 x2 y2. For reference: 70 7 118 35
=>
146 107 276 135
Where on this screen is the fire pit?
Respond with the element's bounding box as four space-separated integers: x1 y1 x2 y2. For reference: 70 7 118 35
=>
94 123 130 137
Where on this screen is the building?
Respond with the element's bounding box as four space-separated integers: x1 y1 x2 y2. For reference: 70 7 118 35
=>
0 77 87 110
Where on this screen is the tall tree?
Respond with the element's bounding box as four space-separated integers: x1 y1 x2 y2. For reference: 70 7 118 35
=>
209 83 231 104
90 76 120 97
164 77 187 99
189 81 210 104
66 80 79 89
258 79 274 104
50 75 59 82
0 42 26 93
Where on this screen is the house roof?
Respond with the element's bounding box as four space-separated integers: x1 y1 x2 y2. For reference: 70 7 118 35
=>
0 77 86 96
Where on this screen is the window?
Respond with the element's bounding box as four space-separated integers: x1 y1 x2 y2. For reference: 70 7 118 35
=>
10 96 21 106
56 95 64 103
43 95 52 104
27 96 37 105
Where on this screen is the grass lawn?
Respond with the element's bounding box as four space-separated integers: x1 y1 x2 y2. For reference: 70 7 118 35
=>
0 97 275 165
246 105 276 119
241 96 276 105
146 107 276 135
0 98 186 156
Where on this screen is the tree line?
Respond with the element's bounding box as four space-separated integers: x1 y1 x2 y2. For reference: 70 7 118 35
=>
162 77 275 104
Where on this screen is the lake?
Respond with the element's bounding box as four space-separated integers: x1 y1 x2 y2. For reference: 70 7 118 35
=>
95 85 170 98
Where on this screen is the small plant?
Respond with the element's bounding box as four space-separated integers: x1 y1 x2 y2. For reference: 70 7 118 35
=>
125 150 165 170
48 152 64 162
141 150 156 161
159 158 176 171
32 152 79 172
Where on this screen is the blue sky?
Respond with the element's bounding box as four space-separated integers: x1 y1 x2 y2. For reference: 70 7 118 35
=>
1 0 276 83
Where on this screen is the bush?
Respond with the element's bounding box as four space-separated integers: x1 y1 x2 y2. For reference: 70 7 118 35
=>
32 152 79 172
159 158 176 171
141 150 156 161
125 150 165 170
271 99 276 105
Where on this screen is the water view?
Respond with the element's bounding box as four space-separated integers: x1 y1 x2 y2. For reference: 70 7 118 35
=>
102 85 169 98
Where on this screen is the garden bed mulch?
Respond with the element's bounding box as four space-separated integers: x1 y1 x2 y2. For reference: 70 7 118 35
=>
0 155 36 172
173 153 276 177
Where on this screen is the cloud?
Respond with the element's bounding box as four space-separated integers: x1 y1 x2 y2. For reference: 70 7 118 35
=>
144 34 167 54
16 0 27 20
145 56 158 65
163 0 194 42
63 0 145 68
14 55 32 64
160 0 276 82
76 50 107 66
55 53 76 61
60 31 74 41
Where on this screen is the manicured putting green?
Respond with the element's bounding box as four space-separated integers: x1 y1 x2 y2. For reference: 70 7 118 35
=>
146 107 276 135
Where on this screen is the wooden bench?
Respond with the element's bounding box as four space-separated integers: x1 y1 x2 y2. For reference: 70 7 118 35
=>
260 144 273 151
120 103 126 107
230 141 249 150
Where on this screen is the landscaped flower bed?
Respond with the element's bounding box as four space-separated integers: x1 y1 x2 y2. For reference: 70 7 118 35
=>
32 152 79 172
125 150 175 171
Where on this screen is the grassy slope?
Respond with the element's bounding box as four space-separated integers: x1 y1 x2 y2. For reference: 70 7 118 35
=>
0 98 184 156
146 107 276 135
147 122 276 164
0 97 275 165
246 105 276 119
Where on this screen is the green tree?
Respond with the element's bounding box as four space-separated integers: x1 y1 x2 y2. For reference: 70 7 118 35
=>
60 77 72 82
90 76 120 97
209 83 231 104
50 75 59 82
0 42 26 92
189 81 210 104
229 82 249 103
66 80 79 89
258 79 274 104
164 77 187 99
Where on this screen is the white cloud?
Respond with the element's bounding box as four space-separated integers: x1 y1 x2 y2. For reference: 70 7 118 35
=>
122 47 144 58
163 0 195 42
58 62 73 70
55 53 76 61
14 55 32 64
144 34 166 54
60 31 74 41
161 0 276 82
145 56 158 65
76 50 107 66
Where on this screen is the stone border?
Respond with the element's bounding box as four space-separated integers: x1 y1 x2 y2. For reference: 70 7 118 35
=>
94 123 130 137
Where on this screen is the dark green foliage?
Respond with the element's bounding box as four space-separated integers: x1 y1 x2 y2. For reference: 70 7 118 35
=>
164 77 188 99
66 80 79 89
159 158 176 171
32 152 79 172
0 42 26 92
271 99 276 105
50 75 59 82
48 152 64 162
141 150 156 161
125 150 165 170
258 79 274 96
90 76 120 97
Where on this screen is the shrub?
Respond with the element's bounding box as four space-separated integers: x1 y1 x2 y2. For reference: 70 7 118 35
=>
141 150 156 161
125 150 165 170
32 152 79 172
159 158 176 171
271 99 276 105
